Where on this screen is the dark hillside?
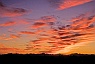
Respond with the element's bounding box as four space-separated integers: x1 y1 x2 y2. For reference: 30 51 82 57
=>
0 53 95 64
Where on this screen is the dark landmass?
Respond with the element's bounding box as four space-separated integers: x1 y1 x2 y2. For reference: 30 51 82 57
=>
0 53 95 64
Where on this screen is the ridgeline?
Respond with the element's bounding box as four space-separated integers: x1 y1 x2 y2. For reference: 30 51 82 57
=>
0 53 95 64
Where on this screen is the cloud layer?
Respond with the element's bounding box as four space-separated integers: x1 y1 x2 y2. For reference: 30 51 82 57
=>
25 14 95 54
0 0 95 54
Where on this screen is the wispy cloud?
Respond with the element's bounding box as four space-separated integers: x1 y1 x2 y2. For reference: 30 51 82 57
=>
58 0 92 10
0 43 27 54
48 0 93 10
0 19 29 27
0 34 20 41
10 34 20 38
35 16 56 22
40 16 56 22
0 1 28 17
27 15 56 29
50 14 95 54
25 14 95 54
0 21 16 27
31 22 48 29
19 31 35 35
0 43 5 48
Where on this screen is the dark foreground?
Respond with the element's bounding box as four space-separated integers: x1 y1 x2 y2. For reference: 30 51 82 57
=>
0 53 95 64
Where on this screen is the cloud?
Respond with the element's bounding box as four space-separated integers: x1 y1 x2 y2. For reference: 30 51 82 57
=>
58 0 92 10
52 43 84 54
0 48 19 50
19 31 35 35
0 43 18 54
0 19 29 27
27 16 56 29
0 34 6 40
31 22 47 28
71 15 95 29
35 16 56 23
25 40 54 53
1 12 94 54
10 34 20 38
40 16 56 22
51 15 95 54
0 21 16 27
2 14 95 54
24 14 95 54
48 0 92 10
18 20 29 25
0 43 5 48
0 1 28 17
0 47 26 54
60 33 85 39
0 34 20 41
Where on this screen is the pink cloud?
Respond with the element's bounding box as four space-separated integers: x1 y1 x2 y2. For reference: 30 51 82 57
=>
0 19 29 27
18 20 29 25
0 21 16 27
58 0 92 10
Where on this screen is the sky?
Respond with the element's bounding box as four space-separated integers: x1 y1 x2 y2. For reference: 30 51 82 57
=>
0 0 95 54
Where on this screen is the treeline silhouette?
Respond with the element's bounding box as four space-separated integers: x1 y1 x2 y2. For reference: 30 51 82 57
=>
0 53 95 64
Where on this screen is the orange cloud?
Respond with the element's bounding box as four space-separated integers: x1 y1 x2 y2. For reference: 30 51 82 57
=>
0 12 94 54
24 14 95 54
0 19 29 27
27 16 56 29
0 21 16 27
0 34 6 40
25 40 54 53
0 47 27 54
58 0 92 10
0 43 26 54
31 22 47 28
10 34 20 38
19 31 35 35
0 34 20 41
71 15 95 29
0 43 5 48
51 15 95 54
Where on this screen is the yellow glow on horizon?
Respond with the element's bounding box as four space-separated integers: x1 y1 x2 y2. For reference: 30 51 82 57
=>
53 40 95 55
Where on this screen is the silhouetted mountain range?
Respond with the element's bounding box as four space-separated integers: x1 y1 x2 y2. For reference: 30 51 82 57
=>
0 53 95 64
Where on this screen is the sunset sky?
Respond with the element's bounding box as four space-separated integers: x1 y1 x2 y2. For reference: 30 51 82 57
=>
0 0 95 54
